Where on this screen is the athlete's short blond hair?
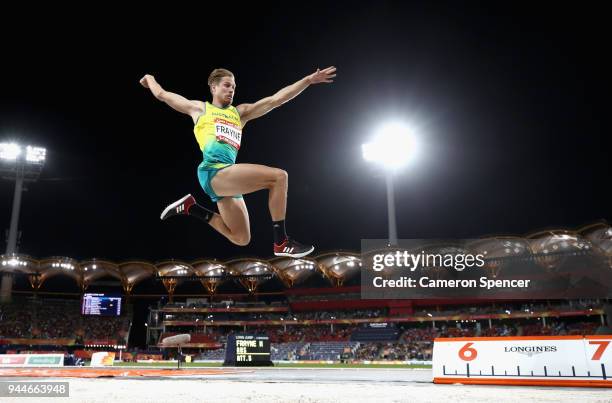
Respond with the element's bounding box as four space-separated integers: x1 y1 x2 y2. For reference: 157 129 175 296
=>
208 68 234 87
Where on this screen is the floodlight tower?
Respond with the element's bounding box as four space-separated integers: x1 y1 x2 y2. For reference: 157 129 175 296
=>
362 124 415 246
0 143 46 302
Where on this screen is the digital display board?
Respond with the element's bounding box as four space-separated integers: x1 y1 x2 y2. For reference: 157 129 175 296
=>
223 334 272 366
81 293 122 316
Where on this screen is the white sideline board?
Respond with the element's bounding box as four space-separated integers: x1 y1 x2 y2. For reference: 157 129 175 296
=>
433 335 611 387
0 354 64 367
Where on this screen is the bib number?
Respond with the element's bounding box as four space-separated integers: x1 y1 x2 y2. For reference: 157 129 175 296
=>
214 118 242 149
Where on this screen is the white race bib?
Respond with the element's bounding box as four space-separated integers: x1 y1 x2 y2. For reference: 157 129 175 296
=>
214 118 242 150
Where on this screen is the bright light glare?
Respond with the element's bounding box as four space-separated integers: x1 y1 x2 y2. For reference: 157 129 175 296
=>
26 146 46 163
362 123 416 170
1 143 46 163
0 143 22 161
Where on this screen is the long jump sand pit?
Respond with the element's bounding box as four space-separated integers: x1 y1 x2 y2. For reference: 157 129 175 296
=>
1 367 611 402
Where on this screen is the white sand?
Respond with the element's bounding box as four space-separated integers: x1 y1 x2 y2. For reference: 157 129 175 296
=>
2 376 611 403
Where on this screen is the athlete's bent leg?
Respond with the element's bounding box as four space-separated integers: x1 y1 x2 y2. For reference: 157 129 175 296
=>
210 163 313 257
209 197 251 246
159 192 250 246
210 163 287 221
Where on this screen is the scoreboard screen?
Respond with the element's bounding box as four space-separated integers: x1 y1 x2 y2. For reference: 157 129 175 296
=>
81 293 122 316
223 334 273 366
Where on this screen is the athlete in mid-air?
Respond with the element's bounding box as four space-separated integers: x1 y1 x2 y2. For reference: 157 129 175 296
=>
140 66 336 258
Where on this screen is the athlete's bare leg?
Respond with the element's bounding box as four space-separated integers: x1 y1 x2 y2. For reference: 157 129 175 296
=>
211 163 288 221
208 198 251 246
161 164 285 246
200 163 311 257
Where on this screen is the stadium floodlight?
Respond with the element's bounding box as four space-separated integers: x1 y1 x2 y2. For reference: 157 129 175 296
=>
1 141 47 303
0 143 22 161
362 123 416 246
0 142 47 180
361 122 416 170
26 146 46 163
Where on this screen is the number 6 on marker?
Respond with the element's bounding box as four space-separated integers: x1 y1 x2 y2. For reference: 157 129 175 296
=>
458 342 478 361
588 341 610 360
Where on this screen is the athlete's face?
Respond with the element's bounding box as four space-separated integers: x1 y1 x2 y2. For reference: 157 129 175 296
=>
212 76 236 106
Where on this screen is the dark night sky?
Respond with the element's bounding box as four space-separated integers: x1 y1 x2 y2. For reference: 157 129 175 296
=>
1 2 610 263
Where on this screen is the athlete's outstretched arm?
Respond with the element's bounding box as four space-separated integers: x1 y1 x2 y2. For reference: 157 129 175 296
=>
237 66 336 125
140 74 203 121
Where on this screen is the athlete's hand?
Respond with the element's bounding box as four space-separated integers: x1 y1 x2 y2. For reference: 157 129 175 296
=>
140 74 156 88
307 66 336 84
